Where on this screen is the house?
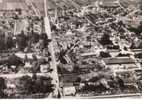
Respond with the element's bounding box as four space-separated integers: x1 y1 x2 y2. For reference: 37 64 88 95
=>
63 83 76 96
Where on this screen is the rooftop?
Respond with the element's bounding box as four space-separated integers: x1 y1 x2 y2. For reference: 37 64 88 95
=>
103 57 135 65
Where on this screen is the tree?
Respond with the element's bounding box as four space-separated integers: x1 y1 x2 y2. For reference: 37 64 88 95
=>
115 76 125 92
16 75 54 95
99 51 111 58
16 31 28 51
0 77 7 98
98 33 113 46
34 76 54 93
16 75 33 94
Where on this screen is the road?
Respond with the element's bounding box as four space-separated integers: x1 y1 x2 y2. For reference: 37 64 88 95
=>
44 0 60 97
64 93 142 99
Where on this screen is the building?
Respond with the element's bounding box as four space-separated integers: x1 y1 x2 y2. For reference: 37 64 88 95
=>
103 57 142 76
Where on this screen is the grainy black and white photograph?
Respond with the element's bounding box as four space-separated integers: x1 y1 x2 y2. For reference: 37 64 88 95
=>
0 0 141 99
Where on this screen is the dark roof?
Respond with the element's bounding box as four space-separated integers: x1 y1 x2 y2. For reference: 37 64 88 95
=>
59 74 78 83
103 57 135 65
63 83 74 87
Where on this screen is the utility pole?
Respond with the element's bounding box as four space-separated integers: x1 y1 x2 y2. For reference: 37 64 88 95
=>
43 0 60 97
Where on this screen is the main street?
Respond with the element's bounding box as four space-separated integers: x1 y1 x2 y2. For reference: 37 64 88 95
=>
43 0 60 97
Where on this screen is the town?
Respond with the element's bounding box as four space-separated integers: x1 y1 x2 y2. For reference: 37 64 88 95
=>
0 0 142 98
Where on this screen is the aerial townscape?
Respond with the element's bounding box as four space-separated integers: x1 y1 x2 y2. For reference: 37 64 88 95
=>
0 0 142 99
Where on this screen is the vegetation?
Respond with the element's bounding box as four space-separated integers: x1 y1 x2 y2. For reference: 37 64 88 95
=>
16 75 54 95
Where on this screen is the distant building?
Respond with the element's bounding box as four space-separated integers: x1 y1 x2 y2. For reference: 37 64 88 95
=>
98 0 119 8
103 57 142 75
0 0 28 11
